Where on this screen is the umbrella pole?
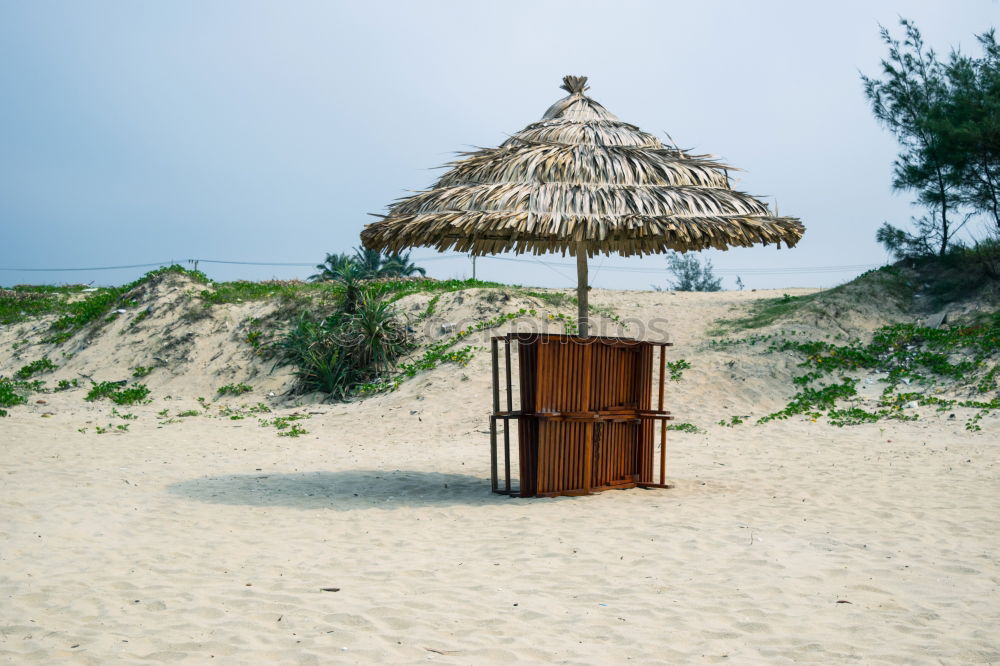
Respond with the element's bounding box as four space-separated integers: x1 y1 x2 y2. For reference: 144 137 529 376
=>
576 243 589 337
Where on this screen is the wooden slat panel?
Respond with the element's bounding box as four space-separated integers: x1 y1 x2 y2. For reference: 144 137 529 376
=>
524 340 537 412
571 422 579 490
545 422 555 494
611 422 620 483
601 421 610 487
517 416 534 497
537 341 549 412
504 334 672 498
538 422 546 495
550 343 572 411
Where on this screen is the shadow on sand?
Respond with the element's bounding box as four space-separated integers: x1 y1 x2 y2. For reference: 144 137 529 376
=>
167 469 518 510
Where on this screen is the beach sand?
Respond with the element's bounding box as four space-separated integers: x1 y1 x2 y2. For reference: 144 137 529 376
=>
1 287 997 664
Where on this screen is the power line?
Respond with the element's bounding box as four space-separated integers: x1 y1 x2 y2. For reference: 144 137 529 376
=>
197 259 315 267
0 261 177 272
0 259 315 272
0 255 880 277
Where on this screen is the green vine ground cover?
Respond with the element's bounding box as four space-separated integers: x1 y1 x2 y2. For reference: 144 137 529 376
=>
1 265 210 341
2 268 507 342
85 381 152 406
717 314 999 430
2 268 601 410
3 268 627 410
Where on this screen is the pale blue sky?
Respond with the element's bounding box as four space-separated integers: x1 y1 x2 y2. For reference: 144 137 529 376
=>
1 0 996 290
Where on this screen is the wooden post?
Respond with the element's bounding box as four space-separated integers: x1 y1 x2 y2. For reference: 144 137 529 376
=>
489 415 498 492
576 242 589 337
659 345 667 486
582 343 593 493
491 338 500 413
504 341 513 413
503 339 513 493
490 338 500 493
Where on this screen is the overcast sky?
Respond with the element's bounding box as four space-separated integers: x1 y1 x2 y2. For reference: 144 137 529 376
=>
1 0 997 290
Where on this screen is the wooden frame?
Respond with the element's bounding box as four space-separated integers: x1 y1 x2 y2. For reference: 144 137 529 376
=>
490 334 675 498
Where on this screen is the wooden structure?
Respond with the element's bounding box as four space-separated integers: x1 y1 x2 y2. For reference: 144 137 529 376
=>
361 75 801 498
490 334 674 498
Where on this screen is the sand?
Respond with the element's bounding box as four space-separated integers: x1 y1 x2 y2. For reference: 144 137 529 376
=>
1 285 998 664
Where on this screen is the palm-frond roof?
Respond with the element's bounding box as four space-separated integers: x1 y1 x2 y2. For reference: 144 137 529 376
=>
362 75 804 257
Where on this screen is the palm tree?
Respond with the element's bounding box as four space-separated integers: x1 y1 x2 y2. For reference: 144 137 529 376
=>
380 250 427 277
310 249 427 283
308 252 354 282
352 247 385 278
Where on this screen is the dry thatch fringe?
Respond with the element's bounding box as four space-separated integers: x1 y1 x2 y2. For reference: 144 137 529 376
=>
362 75 804 257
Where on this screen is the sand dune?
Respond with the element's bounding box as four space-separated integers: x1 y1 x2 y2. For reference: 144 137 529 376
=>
1 284 997 664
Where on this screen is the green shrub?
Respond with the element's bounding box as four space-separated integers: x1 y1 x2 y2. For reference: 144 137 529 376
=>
217 383 252 396
85 381 119 401
0 378 28 408
0 289 62 324
15 358 58 379
276 291 411 399
85 381 151 405
668 422 704 434
17 379 45 392
259 413 310 436
109 386 150 405
666 359 691 381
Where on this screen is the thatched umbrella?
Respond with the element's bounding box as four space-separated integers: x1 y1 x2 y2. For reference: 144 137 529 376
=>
362 75 804 335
